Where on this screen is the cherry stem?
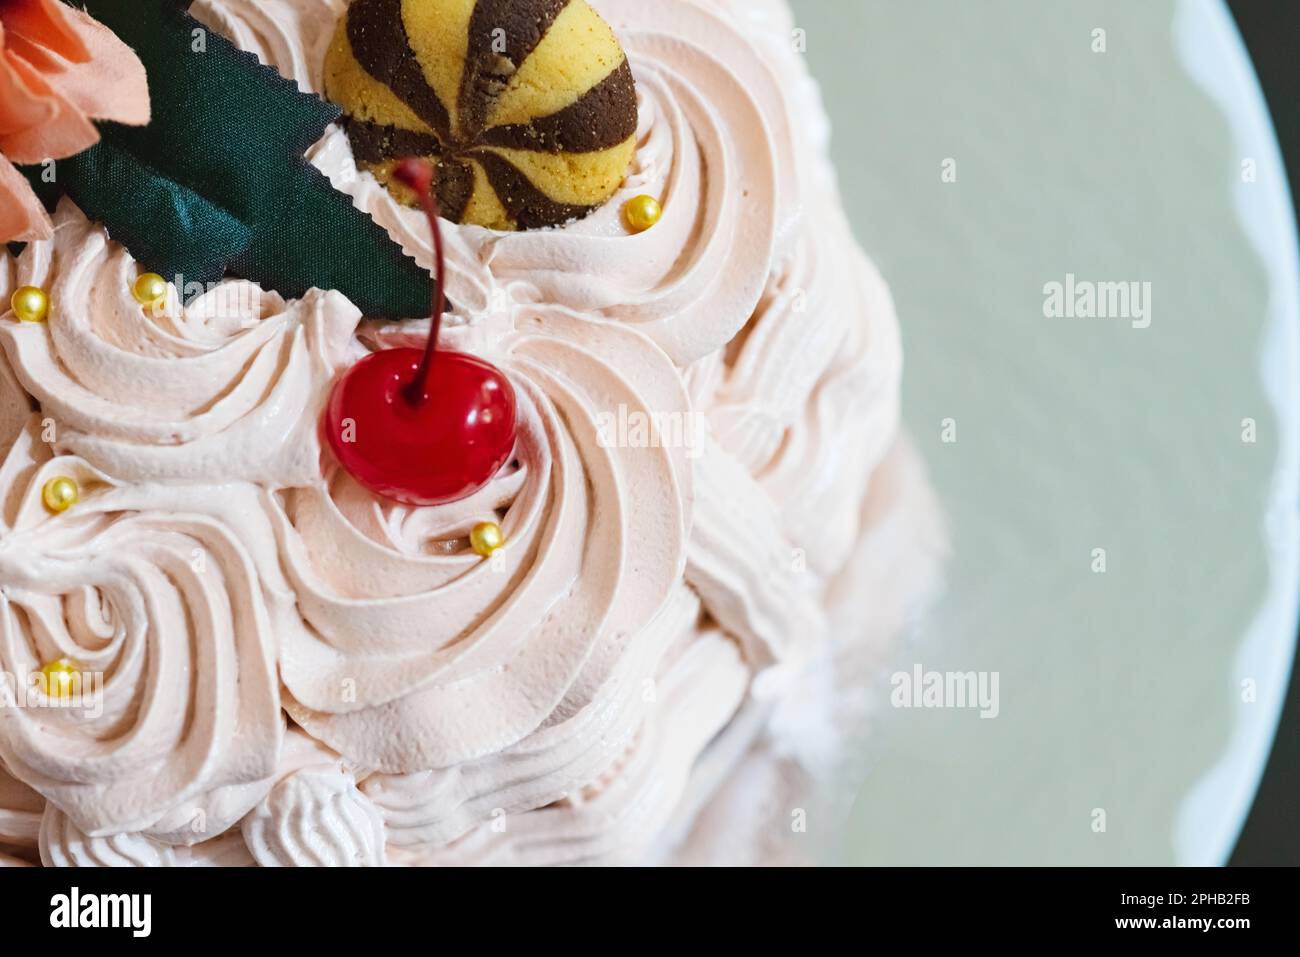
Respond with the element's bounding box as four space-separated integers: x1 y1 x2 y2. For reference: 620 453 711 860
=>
392 158 446 407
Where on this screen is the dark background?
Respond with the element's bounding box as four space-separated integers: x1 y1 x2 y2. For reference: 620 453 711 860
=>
1225 0 1300 867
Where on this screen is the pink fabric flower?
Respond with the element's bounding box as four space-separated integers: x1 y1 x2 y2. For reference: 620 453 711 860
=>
0 0 149 243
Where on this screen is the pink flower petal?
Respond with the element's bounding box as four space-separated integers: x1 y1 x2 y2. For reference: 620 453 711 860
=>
41 6 150 127
0 153 53 243
0 0 91 64
0 2 148 166
0 26 56 137
0 50 98 164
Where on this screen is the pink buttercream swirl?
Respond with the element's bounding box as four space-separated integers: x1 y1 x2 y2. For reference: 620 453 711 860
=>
0 0 921 866
276 306 693 773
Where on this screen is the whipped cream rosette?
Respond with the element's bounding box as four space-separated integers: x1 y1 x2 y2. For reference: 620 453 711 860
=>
359 584 739 862
239 728 385 867
275 304 693 772
0 202 360 486
39 807 180 867
36 728 373 867
191 0 785 365
753 244 903 576
703 198 904 578
38 806 260 867
382 624 748 866
473 0 788 364
0 417 284 841
243 765 385 867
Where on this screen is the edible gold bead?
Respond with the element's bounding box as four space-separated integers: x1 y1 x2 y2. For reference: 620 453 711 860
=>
39 658 84 701
41 476 79 513
623 194 662 233
10 285 49 323
132 272 169 308
470 520 505 557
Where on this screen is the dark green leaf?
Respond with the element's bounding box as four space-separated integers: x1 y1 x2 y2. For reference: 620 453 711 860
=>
19 0 432 317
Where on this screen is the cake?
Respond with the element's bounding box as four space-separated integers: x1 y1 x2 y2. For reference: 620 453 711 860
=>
0 0 942 867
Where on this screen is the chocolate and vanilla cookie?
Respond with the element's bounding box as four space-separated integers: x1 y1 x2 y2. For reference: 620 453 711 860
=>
323 0 638 230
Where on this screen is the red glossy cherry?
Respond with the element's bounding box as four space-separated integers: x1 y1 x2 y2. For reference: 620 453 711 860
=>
321 158 518 506
322 347 516 505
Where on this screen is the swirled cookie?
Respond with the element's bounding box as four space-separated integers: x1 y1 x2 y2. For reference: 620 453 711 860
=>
324 0 638 230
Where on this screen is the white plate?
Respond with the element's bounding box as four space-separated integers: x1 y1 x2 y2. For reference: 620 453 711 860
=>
790 0 1299 864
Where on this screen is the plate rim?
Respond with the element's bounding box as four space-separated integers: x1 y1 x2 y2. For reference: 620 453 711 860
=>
1172 0 1300 866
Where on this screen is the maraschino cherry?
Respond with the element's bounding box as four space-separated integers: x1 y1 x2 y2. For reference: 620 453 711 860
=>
321 158 517 506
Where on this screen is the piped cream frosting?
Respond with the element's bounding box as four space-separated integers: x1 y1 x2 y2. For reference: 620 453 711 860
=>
0 0 930 866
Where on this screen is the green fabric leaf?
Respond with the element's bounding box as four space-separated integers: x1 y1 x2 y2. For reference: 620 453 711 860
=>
18 0 432 318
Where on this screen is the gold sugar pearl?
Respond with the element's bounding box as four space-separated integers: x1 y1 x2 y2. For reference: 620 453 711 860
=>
470 520 505 557
10 285 49 323
39 657 84 701
42 476 79 513
132 272 169 308
623 194 662 233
